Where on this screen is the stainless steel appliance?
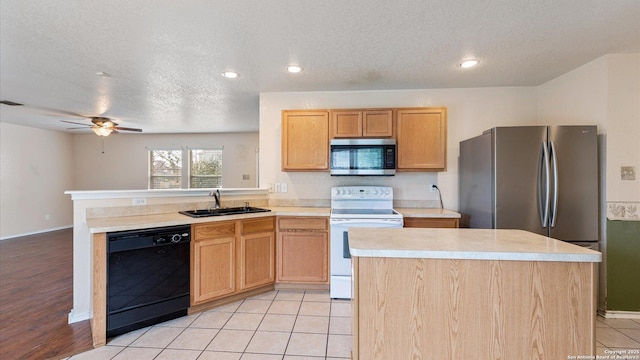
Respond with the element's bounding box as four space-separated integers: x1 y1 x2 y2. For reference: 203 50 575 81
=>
459 126 598 245
330 186 403 299
330 138 396 175
107 224 191 337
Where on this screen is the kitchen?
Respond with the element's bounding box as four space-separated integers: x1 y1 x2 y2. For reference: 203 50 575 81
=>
2 1 640 359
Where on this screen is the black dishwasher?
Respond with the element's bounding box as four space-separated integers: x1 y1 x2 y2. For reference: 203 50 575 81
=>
107 224 190 337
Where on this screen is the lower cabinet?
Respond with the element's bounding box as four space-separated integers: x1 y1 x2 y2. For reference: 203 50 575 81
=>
240 218 275 290
277 217 329 284
403 217 459 228
192 217 275 306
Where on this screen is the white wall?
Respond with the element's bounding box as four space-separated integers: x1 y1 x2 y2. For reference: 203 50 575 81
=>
0 123 74 238
539 53 640 204
72 132 259 190
259 87 538 210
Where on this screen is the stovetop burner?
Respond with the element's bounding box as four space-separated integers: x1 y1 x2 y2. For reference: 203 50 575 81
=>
331 208 398 215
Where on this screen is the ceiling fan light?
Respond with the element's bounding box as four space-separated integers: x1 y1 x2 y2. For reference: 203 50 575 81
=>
92 126 113 136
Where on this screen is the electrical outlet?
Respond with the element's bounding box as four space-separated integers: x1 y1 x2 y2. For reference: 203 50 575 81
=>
621 166 636 180
281 182 288 192
430 184 437 192
45 214 51 221
132 198 147 206
275 183 281 193
268 183 275 193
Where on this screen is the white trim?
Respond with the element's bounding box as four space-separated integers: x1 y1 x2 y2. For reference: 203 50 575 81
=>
68 309 91 324
600 310 640 319
0 225 73 241
65 188 269 200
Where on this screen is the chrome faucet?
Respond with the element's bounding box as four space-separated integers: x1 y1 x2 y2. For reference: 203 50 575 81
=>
209 189 221 209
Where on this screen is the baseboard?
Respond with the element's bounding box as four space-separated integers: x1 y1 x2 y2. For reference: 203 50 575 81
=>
600 310 640 319
68 309 92 324
0 225 73 241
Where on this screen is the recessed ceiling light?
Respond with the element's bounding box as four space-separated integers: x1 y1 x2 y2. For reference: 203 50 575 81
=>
458 59 480 68
286 65 303 74
222 71 239 79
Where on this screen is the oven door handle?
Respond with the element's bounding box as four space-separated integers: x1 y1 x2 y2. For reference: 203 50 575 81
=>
343 232 351 259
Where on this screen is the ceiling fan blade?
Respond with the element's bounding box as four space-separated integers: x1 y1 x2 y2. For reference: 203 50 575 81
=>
61 120 92 127
66 126 92 130
113 126 143 132
31 105 90 118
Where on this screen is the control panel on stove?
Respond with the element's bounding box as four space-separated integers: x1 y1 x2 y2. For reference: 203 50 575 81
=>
331 186 393 199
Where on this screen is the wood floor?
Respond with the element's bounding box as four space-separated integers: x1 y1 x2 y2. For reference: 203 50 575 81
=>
0 229 93 359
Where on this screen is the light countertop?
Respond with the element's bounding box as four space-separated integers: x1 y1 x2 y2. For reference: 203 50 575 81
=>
349 228 601 262
85 206 460 233
87 207 330 233
396 208 460 218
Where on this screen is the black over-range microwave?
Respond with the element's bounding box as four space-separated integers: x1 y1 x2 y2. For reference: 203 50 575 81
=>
330 138 396 176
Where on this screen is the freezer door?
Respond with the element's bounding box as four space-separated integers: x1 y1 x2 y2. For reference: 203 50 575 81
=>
548 126 598 241
493 126 548 236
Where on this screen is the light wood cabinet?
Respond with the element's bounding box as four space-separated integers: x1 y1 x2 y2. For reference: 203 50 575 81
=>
192 221 236 305
353 256 596 359
403 217 459 228
239 218 275 290
396 107 447 171
276 217 329 284
282 110 329 171
192 217 276 306
331 109 394 138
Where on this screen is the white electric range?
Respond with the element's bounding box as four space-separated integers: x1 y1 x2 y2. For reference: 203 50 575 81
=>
329 186 403 299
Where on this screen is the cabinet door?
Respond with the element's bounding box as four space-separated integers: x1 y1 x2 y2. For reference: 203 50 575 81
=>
403 217 459 228
282 110 329 170
331 110 363 138
362 110 393 137
240 232 275 290
396 108 447 171
277 232 329 283
192 236 236 304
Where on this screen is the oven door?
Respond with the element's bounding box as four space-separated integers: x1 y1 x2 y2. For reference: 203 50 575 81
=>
330 218 403 276
330 218 402 298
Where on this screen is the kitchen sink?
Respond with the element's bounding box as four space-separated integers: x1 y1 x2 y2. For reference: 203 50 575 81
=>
179 206 271 218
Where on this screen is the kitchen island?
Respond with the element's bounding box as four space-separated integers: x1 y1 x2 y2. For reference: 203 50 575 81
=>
349 228 601 360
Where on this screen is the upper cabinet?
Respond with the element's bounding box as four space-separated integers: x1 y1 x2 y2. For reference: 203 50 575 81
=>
281 110 330 171
331 109 394 138
396 108 447 171
282 107 447 172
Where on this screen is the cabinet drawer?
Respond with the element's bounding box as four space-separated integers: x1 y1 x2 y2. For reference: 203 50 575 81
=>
278 217 328 231
194 221 236 240
403 217 459 228
242 217 275 234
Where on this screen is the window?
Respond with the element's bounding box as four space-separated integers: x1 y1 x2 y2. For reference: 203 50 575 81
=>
189 149 222 188
149 148 223 189
149 149 182 189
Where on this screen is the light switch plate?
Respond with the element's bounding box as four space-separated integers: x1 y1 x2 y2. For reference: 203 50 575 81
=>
281 182 288 192
621 166 636 180
275 183 281 193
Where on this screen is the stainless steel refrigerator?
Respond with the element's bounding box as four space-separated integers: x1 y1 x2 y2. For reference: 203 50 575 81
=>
459 126 599 246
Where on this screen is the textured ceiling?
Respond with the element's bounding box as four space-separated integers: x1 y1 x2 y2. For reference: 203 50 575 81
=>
1 0 639 133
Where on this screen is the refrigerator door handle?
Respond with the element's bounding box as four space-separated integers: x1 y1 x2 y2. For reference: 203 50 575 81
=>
550 141 559 227
538 142 550 228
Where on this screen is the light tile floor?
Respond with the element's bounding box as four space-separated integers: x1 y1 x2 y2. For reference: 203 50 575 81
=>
65 290 351 360
64 290 639 360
